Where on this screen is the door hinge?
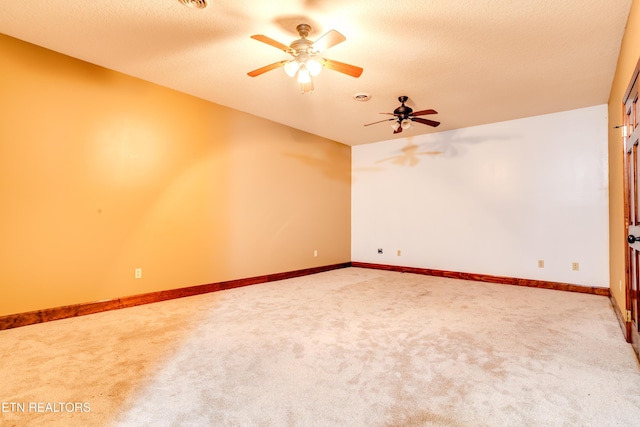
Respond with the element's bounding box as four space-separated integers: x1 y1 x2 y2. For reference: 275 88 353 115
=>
627 310 632 322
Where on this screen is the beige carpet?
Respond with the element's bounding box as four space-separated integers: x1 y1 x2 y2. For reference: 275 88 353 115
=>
1 267 640 426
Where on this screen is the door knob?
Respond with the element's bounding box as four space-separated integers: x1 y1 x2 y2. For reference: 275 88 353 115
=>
628 235 640 244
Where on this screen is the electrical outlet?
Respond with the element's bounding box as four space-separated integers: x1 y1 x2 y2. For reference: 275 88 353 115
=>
135 268 142 279
538 260 544 268
314 250 318 257
571 262 579 271
397 250 401 256
378 248 383 254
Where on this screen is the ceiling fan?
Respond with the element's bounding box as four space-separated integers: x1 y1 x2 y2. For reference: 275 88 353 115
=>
365 96 440 134
247 23 363 93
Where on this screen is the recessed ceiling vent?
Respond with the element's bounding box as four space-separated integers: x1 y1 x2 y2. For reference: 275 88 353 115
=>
178 0 208 9
353 93 371 102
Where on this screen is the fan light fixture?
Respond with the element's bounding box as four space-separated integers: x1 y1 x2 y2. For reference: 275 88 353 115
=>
306 59 322 76
284 57 322 91
297 67 311 84
391 119 413 131
283 61 299 77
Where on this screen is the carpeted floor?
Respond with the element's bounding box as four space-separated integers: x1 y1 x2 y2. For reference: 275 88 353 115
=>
1 267 639 426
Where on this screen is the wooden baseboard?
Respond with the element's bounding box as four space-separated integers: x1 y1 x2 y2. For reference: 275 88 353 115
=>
0 262 612 331
609 293 632 343
0 262 351 331
351 262 610 296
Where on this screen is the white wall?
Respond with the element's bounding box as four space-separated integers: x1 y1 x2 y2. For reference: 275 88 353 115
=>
352 105 609 288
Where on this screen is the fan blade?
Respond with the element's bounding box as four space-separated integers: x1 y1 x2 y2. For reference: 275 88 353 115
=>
250 35 291 52
247 60 288 77
411 109 438 116
320 58 363 78
312 30 346 52
364 118 395 126
393 126 403 134
380 112 400 116
412 117 441 127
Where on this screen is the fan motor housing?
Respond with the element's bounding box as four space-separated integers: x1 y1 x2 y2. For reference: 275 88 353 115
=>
394 105 412 117
394 96 412 117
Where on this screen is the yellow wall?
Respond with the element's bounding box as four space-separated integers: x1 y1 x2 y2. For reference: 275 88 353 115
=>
0 34 351 316
609 0 640 315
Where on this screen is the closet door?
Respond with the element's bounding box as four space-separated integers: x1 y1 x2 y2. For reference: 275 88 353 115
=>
624 60 640 356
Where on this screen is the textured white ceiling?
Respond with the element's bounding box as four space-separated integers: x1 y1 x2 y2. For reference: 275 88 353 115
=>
0 0 632 146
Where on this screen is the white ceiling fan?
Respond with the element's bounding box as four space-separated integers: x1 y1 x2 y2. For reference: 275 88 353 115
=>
247 24 363 93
